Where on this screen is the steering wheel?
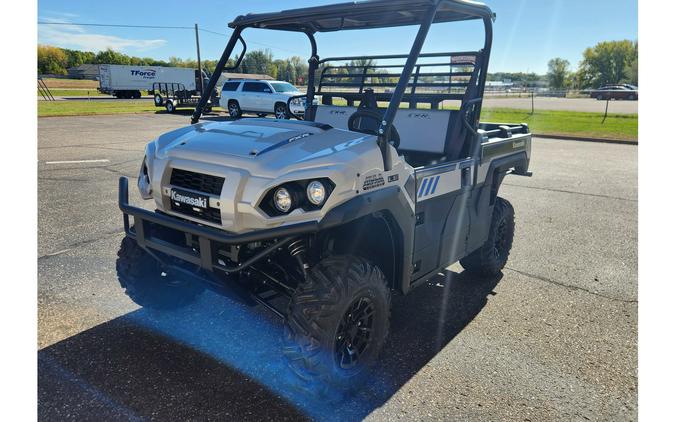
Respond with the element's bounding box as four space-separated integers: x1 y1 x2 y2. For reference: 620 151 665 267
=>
347 109 400 149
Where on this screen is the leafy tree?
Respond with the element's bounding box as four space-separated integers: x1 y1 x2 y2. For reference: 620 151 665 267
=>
240 49 274 75
93 48 131 65
577 40 638 88
37 45 68 75
547 57 570 89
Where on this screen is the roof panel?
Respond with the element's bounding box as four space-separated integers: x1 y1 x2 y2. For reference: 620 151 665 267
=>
229 0 493 33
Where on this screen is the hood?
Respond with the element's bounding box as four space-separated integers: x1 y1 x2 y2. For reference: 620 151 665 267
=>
153 118 375 174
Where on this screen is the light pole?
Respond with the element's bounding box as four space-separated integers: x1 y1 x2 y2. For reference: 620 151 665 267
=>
195 23 204 95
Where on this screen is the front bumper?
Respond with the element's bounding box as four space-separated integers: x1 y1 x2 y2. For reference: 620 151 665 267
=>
118 176 319 272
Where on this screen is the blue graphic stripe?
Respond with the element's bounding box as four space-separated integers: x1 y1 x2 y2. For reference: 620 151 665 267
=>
424 176 434 196
418 178 428 198
430 175 440 194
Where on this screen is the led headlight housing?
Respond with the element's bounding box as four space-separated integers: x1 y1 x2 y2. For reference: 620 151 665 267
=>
259 178 334 217
306 180 326 205
273 187 293 213
137 156 153 199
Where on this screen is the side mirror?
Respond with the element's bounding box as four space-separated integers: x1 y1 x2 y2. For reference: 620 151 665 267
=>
263 88 272 93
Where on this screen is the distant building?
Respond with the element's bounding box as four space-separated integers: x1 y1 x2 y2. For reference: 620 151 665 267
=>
485 80 514 91
67 64 100 80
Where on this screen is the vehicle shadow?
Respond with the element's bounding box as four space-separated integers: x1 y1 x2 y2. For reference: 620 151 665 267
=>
38 269 502 421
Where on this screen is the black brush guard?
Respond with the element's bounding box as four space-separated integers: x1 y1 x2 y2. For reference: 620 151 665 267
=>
118 177 319 274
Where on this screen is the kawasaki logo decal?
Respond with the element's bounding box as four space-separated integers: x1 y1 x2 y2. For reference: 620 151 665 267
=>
171 191 207 208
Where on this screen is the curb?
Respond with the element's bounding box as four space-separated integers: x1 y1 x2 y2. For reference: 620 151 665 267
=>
533 133 637 145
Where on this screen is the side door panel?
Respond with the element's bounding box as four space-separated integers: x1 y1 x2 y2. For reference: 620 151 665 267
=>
240 83 260 110
411 159 474 281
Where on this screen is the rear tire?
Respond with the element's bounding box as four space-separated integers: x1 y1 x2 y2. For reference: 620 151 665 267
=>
228 100 242 118
165 100 175 113
282 256 390 399
154 94 163 106
116 237 203 310
460 197 515 276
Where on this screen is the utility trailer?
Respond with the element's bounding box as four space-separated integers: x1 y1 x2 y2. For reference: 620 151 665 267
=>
151 82 215 113
116 0 533 399
98 64 208 99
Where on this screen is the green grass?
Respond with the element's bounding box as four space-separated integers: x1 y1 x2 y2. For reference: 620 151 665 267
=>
38 100 637 140
38 100 226 117
39 100 158 117
481 108 638 141
38 89 106 97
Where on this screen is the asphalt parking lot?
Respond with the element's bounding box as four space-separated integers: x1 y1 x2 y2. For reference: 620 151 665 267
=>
38 113 637 421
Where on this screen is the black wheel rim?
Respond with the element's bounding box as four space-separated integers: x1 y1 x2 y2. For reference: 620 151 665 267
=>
335 297 375 370
493 218 508 260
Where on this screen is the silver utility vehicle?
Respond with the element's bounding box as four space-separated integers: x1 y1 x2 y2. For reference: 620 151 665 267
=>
117 0 532 397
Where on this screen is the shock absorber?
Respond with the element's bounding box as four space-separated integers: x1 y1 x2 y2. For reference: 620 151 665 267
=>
287 238 309 279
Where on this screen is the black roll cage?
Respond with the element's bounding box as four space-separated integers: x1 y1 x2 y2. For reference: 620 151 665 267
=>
191 0 495 170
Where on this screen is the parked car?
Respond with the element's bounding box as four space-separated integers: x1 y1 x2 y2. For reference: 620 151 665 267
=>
589 85 638 100
219 79 315 119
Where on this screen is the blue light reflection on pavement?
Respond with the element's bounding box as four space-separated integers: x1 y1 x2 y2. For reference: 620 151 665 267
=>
125 289 396 421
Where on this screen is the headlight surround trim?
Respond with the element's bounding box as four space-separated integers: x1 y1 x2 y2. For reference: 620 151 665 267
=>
258 177 335 217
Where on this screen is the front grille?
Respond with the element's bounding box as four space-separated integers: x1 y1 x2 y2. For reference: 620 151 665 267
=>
170 202 222 224
170 169 225 195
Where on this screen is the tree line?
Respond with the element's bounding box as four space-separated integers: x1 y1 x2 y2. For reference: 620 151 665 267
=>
547 40 638 90
37 45 310 86
38 39 637 90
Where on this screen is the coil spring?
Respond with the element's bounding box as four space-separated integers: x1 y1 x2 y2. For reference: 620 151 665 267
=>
287 239 307 257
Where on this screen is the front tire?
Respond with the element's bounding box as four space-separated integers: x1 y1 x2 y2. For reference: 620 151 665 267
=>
282 256 390 399
460 197 515 276
116 237 203 310
274 103 288 119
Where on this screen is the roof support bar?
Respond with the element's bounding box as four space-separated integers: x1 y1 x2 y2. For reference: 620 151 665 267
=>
377 3 439 171
192 27 244 124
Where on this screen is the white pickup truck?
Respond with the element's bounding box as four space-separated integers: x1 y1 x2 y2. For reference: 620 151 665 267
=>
219 80 314 119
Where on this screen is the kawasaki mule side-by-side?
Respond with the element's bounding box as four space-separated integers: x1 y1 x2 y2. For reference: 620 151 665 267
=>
116 0 532 396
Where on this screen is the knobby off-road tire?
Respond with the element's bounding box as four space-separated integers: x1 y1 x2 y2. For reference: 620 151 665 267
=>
460 197 515 276
282 256 390 399
116 237 203 310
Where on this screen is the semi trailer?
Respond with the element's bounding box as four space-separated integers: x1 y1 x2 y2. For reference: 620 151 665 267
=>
98 64 209 99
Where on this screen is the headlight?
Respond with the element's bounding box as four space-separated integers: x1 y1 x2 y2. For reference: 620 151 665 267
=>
290 98 304 106
306 180 326 205
260 178 334 217
137 156 152 199
273 187 293 213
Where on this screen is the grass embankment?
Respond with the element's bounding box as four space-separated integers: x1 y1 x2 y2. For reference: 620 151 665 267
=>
41 78 99 89
38 99 637 140
481 108 637 141
38 100 223 117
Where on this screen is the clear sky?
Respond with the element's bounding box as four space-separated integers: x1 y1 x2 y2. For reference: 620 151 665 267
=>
38 0 637 74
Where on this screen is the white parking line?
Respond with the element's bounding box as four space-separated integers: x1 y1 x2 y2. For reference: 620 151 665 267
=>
44 159 110 164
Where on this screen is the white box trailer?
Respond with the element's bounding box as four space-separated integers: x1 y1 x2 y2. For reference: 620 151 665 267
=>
98 64 205 99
